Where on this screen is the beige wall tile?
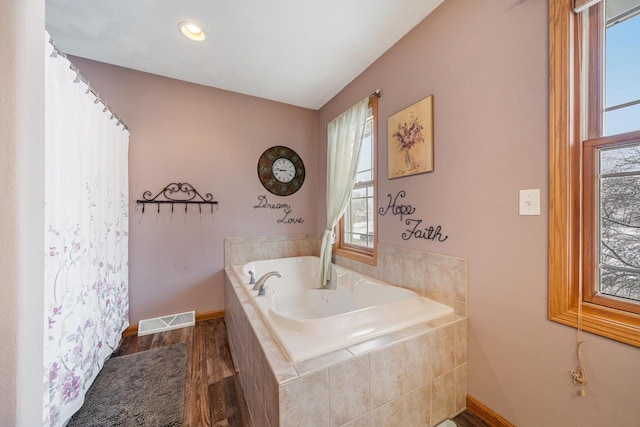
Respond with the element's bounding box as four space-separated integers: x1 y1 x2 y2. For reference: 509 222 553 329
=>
402 334 432 393
431 372 455 425
225 235 321 266
369 342 405 408
454 319 468 367
347 334 397 356
454 364 467 414
454 299 467 316
264 369 280 427
430 325 455 378
379 254 402 286
403 384 431 427
338 413 370 427
279 369 330 427
402 257 426 295
391 321 434 342
295 348 353 377
369 395 403 426
424 264 455 308
329 355 370 426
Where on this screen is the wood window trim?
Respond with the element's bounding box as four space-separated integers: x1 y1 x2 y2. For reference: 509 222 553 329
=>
586 2 604 139
548 0 640 347
335 96 378 266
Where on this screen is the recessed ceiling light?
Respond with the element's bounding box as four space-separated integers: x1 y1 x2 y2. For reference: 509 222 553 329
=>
178 22 205 41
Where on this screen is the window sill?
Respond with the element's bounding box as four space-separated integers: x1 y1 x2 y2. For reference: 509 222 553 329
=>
334 245 377 266
549 298 640 347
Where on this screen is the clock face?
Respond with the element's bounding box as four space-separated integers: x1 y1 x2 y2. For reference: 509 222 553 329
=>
272 158 296 183
257 146 305 196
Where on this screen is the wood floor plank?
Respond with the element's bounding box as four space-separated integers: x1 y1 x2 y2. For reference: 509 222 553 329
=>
136 333 154 352
453 410 490 427
223 375 252 427
189 322 212 426
209 379 229 426
204 320 222 385
216 320 237 378
181 326 196 427
111 335 134 357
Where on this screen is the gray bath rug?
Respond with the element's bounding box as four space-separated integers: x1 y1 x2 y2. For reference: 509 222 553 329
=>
67 343 187 427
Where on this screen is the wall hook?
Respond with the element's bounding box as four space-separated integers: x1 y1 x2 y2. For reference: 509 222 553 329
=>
136 182 218 217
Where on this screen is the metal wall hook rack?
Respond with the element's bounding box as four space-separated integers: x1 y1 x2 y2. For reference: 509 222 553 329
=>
136 182 218 213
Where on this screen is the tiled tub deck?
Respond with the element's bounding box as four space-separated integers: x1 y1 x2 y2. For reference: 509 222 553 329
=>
224 238 467 427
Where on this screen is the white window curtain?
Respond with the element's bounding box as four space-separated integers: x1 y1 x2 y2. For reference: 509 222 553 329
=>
42 32 130 427
317 97 369 288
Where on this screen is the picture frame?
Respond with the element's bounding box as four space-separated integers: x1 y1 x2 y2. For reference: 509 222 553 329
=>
387 95 434 179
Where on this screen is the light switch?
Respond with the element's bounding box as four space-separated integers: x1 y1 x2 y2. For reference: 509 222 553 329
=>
519 189 540 216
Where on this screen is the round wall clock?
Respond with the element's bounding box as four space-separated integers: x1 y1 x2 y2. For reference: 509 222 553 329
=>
257 146 305 196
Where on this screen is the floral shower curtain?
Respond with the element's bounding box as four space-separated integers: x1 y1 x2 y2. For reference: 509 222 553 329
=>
42 32 130 426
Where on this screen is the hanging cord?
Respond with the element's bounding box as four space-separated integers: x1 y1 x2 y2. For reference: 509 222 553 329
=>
569 10 588 398
570 289 588 396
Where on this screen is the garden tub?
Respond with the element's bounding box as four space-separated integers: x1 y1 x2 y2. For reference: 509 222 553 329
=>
232 256 454 362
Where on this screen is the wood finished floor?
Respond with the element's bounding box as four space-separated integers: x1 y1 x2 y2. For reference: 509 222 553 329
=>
451 411 489 427
114 318 486 427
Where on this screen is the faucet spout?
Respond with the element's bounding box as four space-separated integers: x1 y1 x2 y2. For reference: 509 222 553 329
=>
253 271 282 291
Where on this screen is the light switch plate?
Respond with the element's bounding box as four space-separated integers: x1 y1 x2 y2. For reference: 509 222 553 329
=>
519 189 540 215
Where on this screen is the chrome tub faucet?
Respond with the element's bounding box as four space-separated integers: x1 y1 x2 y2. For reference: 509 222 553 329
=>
253 271 282 295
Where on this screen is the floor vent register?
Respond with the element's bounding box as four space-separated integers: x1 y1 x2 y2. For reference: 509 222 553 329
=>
138 311 196 336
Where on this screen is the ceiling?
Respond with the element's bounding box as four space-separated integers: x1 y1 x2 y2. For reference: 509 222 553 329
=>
45 0 445 109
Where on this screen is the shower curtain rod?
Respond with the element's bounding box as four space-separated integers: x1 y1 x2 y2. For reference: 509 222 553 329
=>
49 39 130 133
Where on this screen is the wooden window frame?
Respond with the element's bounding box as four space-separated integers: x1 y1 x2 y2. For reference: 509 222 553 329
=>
582 131 640 315
549 0 640 347
335 96 378 266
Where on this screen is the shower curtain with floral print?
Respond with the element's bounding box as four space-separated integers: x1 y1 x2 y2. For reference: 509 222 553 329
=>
42 32 130 427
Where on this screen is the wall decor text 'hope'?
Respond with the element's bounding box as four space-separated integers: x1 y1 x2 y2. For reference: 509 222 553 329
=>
379 191 448 242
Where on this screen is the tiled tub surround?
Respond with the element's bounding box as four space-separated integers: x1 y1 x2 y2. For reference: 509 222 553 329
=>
224 234 322 268
224 236 468 427
232 256 455 362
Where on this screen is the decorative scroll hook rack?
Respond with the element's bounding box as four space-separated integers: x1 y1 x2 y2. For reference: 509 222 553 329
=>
136 182 218 213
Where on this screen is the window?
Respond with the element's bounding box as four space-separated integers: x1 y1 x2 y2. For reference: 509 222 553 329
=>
336 97 377 264
549 0 640 346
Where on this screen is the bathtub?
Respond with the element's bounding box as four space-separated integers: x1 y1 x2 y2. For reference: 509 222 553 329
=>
232 256 454 362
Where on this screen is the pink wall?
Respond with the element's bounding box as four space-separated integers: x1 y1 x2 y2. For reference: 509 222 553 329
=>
318 1 640 426
69 57 318 324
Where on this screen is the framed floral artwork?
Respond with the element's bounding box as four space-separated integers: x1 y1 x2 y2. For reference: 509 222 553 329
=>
387 95 434 179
